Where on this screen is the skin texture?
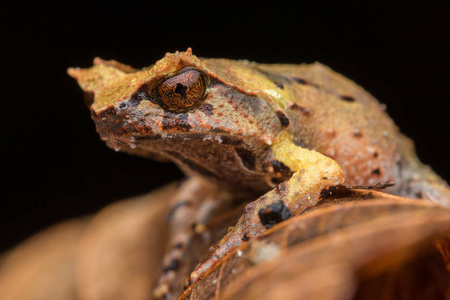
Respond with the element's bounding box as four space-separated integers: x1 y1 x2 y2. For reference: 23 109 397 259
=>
68 48 450 297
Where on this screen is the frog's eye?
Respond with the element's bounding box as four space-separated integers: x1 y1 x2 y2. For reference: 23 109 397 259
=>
153 68 207 112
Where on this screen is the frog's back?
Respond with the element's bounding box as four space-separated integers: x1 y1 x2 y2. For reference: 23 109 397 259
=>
255 62 450 203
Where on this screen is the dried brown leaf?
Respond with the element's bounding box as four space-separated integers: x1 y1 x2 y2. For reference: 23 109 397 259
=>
0 218 89 300
76 183 175 300
2 187 449 300
181 191 450 300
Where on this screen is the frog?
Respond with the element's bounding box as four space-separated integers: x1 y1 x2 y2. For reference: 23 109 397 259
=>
68 48 450 298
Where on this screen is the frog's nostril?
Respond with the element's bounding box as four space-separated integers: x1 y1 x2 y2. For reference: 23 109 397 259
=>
117 101 128 111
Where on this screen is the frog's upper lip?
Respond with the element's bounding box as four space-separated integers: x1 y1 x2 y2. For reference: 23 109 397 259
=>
133 132 245 146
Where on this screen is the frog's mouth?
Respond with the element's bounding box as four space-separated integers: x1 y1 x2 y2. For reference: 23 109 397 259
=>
134 132 245 146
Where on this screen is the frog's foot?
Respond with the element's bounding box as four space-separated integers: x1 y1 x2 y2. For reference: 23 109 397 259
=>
153 176 231 299
189 135 345 284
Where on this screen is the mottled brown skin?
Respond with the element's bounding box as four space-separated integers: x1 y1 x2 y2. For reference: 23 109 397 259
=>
68 49 450 298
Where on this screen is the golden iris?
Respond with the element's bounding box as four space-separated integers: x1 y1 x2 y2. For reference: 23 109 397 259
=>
154 68 207 112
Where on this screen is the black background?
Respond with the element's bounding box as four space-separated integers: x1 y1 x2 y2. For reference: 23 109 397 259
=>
2 1 449 252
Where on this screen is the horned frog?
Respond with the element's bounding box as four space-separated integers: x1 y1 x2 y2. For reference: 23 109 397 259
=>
68 48 450 297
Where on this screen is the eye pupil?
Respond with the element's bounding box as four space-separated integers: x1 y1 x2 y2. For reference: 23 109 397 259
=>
175 83 188 95
153 68 207 113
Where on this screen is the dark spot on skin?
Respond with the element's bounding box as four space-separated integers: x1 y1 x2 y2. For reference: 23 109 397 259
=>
242 233 250 241
235 148 256 170
292 77 308 85
258 200 292 229
415 191 424 198
162 112 191 132
164 259 180 272
374 152 378 158
275 82 284 89
290 103 311 116
276 111 290 128
372 168 381 175
197 103 214 116
322 177 328 179
340 95 356 102
271 160 293 177
353 129 363 138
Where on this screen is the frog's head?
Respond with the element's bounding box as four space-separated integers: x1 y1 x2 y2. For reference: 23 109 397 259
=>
68 49 291 191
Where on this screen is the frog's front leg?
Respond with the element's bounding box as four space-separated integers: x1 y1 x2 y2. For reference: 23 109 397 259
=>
153 176 232 299
189 132 345 283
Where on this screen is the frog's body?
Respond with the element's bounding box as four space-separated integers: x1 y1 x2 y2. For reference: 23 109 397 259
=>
69 49 450 298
